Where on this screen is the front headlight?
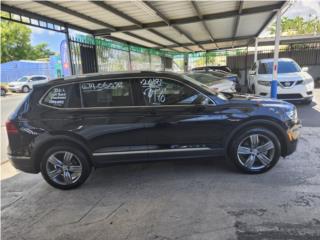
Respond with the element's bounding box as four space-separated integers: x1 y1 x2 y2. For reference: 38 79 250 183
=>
286 108 298 120
258 80 271 86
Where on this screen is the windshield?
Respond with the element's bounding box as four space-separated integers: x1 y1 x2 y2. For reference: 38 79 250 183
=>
263 61 301 74
17 77 29 82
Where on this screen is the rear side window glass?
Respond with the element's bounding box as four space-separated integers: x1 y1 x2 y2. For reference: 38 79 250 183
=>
258 63 267 74
80 79 133 107
42 84 80 108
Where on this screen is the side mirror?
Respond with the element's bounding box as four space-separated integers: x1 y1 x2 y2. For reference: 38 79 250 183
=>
249 70 256 75
301 67 309 72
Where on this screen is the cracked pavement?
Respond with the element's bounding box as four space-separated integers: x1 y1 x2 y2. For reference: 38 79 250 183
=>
1 90 320 240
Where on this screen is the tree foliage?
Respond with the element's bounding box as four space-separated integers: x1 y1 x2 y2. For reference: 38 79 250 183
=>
269 16 320 36
1 20 54 63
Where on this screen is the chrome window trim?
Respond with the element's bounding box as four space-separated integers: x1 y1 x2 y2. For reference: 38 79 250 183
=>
93 147 212 156
39 76 216 110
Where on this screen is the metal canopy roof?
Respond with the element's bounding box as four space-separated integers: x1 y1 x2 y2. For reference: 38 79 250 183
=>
1 1 288 52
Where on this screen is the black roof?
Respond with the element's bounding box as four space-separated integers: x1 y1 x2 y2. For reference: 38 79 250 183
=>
39 71 188 89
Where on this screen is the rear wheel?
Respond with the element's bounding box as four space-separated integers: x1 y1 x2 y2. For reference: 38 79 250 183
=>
229 128 281 173
40 145 91 189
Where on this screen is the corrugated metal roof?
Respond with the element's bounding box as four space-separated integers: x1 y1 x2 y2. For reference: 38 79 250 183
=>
1 0 288 52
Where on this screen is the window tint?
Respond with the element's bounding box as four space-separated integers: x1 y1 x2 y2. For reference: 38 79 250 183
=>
42 84 80 108
80 79 132 107
139 78 209 106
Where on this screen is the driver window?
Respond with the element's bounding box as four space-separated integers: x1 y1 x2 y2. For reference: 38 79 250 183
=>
139 78 211 106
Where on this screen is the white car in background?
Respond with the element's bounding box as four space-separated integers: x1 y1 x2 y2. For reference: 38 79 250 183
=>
186 72 236 93
8 75 49 93
248 58 314 104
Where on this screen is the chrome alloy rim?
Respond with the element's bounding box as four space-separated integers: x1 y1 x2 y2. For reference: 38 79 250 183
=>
237 134 275 170
46 151 82 185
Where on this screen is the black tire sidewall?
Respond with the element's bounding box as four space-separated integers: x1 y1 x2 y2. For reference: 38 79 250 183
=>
40 145 91 190
229 128 281 174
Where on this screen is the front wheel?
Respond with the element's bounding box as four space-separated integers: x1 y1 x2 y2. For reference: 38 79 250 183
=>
229 128 281 174
22 86 30 93
40 145 91 189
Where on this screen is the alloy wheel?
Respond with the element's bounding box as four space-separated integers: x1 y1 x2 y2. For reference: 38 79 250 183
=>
237 134 275 170
46 151 83 186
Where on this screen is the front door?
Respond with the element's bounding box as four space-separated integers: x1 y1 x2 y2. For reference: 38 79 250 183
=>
134 76 225 160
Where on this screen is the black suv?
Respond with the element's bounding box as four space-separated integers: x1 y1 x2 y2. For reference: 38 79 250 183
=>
7 71 301 189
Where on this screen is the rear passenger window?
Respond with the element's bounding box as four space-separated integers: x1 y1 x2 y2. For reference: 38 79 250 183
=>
42 84 80 108
80 79 132 107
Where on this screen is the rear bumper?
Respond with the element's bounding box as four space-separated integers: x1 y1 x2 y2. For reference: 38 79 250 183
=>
8 155 38 173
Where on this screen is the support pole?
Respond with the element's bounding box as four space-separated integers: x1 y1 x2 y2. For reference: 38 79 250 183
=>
184 53 189 72
271 10 281 99
254 38 258 63
65 26 74 75
128 45 132 71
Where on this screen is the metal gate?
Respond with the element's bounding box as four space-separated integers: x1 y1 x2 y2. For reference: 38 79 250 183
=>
69 37 98 75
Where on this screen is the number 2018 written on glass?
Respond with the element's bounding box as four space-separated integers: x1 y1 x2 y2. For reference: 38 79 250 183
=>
140 78 166 104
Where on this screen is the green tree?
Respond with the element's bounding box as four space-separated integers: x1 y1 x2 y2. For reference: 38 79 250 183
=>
1 20 54 63
269 16 320 36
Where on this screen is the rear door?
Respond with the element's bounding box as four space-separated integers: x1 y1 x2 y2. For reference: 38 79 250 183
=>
77 78 148 165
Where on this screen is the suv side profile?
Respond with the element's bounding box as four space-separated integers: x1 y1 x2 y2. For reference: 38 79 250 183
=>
7 72 301 189
8 75 49 93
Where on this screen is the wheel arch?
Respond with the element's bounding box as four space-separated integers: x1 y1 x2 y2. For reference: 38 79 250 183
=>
224 118 289 157
31 132 92 172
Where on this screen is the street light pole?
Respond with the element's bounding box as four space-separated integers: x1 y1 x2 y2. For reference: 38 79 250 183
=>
271 10 281 99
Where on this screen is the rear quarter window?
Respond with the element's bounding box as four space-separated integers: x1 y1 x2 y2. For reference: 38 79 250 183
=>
41 84 80 108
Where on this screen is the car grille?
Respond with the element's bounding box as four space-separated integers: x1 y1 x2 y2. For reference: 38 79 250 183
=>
279 81 295 88
277 94 303 99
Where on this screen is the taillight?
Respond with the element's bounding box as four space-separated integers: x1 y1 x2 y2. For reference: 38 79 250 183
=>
6 121 18 134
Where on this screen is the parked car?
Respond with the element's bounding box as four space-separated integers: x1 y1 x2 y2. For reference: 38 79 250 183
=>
7 71 301 189
186 72 236 93
1 85 8 96
248 58 314 104
192 66 232 73
192 68 241 92
8 75 49 93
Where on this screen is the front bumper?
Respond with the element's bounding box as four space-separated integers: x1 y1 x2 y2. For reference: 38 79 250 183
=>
8 86 23 92
9 155 38 173
283 120 301 156
255 82 314 101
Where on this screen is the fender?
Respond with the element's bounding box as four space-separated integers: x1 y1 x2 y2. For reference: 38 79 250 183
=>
30 132 92 171
223 118 289 156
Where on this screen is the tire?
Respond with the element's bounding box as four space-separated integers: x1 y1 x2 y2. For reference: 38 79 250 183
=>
22 86 30 93
1 89 6 96
229 127 281 174
303 98 312 105
40 145 91 190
